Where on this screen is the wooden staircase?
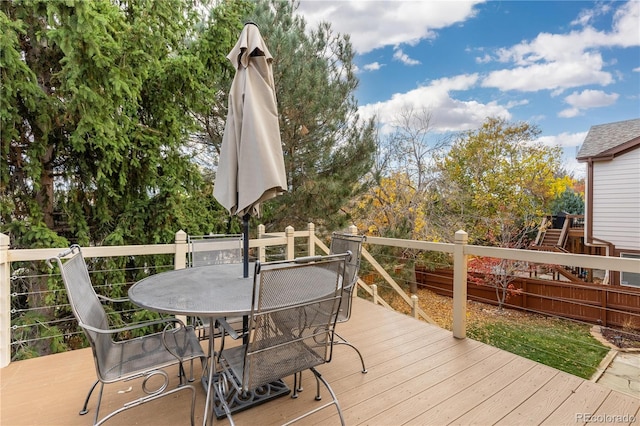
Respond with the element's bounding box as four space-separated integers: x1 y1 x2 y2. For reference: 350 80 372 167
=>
538 228 563 248
529 215 586 282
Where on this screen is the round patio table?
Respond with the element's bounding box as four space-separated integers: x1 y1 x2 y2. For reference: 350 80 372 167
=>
128 260 342 425
129 262 255 318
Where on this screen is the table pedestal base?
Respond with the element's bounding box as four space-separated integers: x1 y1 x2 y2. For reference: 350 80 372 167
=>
202 376 290 419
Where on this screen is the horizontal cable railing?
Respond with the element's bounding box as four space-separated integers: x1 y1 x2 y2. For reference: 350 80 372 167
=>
2 225 639 381
354 242 639 380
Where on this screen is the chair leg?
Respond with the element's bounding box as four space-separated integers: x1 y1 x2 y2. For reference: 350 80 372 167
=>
292 371 303 398
178 362 188 386
314 372 322 401
79 379 100 415
188 359 195 382
93 379 197 426
334 332 367 373
282 368 345 426
93 382 106 426
216 320 226 363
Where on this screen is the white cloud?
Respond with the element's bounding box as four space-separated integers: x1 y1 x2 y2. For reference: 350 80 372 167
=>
559 90 619 117
537 132 588 178
358 74 511 134
571 3 611 27
475 53 492 64
562 155 586 179
363 62 384 72
610 1 640 48
292 1 636 180
558 108 581 118
296 0 485 54
564 89 619 108
481 1 639 93
483 52 614 92
393 48 420 66
505 99 529 109
537 132 588 149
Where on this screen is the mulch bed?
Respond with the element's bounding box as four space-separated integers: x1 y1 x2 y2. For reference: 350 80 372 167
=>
599 326 640 349
386 287 640 349
387 286 539 330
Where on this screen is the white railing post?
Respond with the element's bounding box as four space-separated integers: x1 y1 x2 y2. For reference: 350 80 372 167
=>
257 224 266 262
372 284 378 305
452 230 468 339
411 294 419 319
285 226 295 260
174 230 187 270
1 233 10 367
307 223 315 256
174 230 188 325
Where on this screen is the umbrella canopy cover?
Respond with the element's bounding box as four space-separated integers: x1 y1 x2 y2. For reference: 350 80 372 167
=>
213 23 287 218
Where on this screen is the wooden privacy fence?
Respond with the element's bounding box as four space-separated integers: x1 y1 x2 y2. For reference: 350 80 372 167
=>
415 267 640 329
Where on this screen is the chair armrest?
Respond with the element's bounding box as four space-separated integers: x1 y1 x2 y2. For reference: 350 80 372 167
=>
162 322 205 362
217 318 240 340
80 317 187 335
294 255 324 263
97 294 130 303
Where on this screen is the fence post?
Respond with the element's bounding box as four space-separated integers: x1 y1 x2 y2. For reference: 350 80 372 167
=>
257 224 266 262
285 226 295 260
174 230 187 270
1 233 9 367
372 284 378 305
411 294 419 319
174 230 188 325
601 286 607 327
452 230 468 339
307 223 315 256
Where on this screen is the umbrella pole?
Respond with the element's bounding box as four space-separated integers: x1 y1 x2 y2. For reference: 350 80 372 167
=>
242 213 250 278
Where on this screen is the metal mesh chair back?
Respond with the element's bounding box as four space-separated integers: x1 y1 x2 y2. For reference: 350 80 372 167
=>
49 245 206 425
187 234 244 340
240 256 346 391
188 234 243 267
330 233 366 323
51 246 113 366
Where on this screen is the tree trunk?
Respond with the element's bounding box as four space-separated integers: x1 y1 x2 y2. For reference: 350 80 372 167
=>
36 146 55 229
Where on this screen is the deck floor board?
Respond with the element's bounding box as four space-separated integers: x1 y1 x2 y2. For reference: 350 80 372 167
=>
1 298 637 426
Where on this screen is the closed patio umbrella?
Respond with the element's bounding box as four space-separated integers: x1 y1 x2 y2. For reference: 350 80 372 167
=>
213 22 287 277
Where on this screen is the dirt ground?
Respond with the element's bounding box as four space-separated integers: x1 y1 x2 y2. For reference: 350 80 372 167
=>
387 286 537 330
386 286 640 350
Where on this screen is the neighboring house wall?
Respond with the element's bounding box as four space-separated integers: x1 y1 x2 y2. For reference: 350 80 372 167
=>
591 148 640 253
577 118 640 287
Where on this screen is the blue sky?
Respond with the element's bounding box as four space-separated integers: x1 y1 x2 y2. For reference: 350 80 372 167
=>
295 1 640 178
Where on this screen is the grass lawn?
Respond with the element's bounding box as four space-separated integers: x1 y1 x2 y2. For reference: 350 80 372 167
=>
385 287 611 380
466 315 610 379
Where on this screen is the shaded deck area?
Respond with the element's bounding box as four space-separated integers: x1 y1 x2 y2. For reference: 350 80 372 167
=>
2 298 638 425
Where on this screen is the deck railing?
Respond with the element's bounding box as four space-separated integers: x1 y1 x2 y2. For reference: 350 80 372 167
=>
2 224 640 369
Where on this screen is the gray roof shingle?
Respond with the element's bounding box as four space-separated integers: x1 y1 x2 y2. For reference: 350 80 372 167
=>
576 118 640 160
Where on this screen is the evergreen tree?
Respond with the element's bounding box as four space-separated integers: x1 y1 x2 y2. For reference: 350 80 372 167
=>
238 0 377 233
1 0 250 248
548 188 585 216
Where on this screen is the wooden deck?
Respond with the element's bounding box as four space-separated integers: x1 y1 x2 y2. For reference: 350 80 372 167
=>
2 298 638 426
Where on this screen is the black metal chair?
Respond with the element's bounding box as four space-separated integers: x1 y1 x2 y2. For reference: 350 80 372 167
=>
214 253 349 426
329 232 368 373
48 245 206 426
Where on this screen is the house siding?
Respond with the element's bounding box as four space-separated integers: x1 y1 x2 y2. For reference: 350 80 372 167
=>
592 148 640 251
